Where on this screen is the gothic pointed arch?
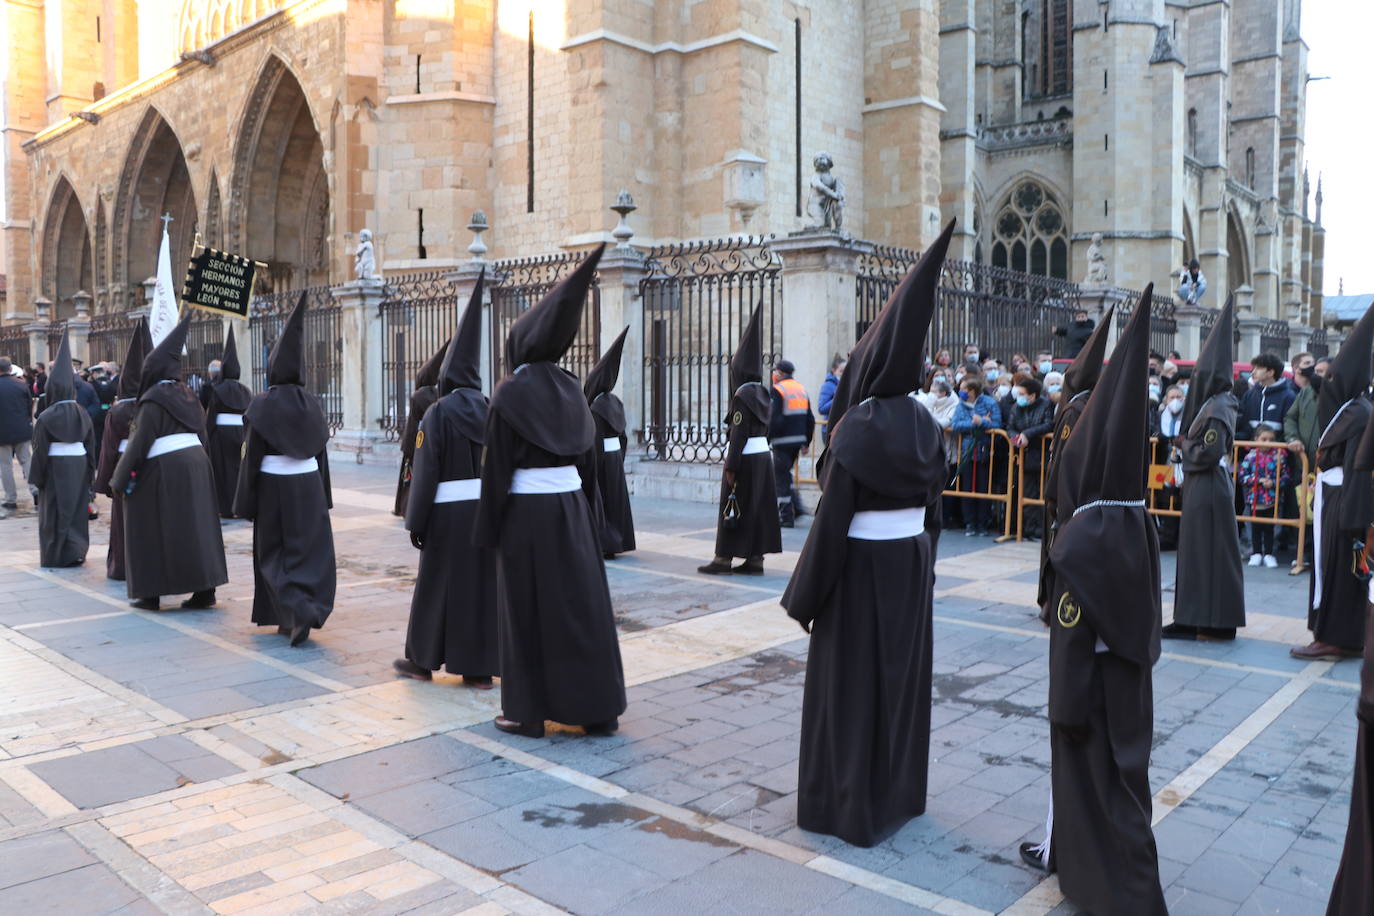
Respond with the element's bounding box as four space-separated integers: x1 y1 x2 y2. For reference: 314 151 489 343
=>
112 107 198 309
989 177 1070 279
205 169 223 249
1226 205 1251 293
228 53 329 292
93 199 108 312
40 175 93 320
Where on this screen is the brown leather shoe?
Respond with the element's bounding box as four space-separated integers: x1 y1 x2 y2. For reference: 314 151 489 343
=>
393 658 433 681
1290 640 1361 661
494 716 544 738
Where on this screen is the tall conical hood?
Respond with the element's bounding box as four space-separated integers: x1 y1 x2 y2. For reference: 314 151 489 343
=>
504 244 603 370
415 341 447 389
267 293 307 386
221 325 242 381
117 318 152 400
1061 304 1114 405
439 268 485 395
729 301 766 394
45 329 76 404
584 326 630 402
139 314 191 395
1182 293 1235 432
1319 299 1374 429
1057 283 1154 511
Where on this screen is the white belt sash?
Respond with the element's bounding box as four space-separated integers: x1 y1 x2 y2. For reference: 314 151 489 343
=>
742 436 770 455
215 413 245 426
47 442 86 457
603 437 622 453
117 439 128 453
435 478 481 502
146 433 201 459
260 455 319 475
1312 466 1345 610
847 507 926 540
510 465 581 494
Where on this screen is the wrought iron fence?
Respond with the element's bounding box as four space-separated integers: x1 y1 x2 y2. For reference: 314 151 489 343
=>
248 286 342 431
1114 289 1179 357
47 321 68 364
640 236 782 463
489 252 601 384
87 310 138 366
183 311 226 397
1309 327 1329 358
377 270 457 441
0 324 29 370
1260 319 1290 360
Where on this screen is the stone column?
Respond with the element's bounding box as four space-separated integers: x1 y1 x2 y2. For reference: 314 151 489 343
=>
1236 304 1265 363
771 231 865 396
67 290 92 365
331 278 386 460
1174 305 1205 360
26 298 52 364
594 247 648 442
1287 324 1314 360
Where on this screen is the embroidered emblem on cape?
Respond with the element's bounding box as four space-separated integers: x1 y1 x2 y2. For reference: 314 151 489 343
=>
733 411 743 426
1060 423 1071 440
1204 428 1218 446
415 430 425 449
1056 592 1081 628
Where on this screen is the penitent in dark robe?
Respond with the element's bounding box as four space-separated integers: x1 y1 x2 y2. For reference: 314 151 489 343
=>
204 326 252 517
1019 285 1167 916
394 270 498 684
781 220 955 847
475 244 626 738
110 316 228 610
698 303 783 575
1299 300 1374 660
1167 295 1246 640
30 330 96 568
584 325 636 558
1036 305 1113 620
94 319 152 580
393 343 448 517
235 293 336 647
1327 407 1374 915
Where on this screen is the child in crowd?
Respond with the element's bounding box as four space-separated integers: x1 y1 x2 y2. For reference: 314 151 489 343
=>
1238 425 1290 568
950 376 1002 535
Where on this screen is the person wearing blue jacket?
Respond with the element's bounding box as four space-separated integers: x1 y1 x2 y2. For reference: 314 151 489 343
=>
817 356 845 445
950 376 1002 535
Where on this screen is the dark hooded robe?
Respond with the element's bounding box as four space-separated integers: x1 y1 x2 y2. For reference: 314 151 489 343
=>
1309 302 1374 652
712 304 783 562
234 293 336 637
584 326 636 556
95 320 152 580
110 316 228 601
204 326 252 517
1172 296 1246 632
394 344 447 517
403 271 498 676
780 220 955 847
1327 409 1374 915
1032 285 1166 915
474 245 626 729
1036 306 1113 620
30 331 96 568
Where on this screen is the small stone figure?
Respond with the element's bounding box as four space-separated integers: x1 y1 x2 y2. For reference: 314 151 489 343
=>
1085 232 1109 285
806 153 845 232
354 229 378 281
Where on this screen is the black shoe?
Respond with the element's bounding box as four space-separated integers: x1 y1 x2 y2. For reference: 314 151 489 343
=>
463 675 495 690
87 502 99 520
584 718 619 736
181 589 216 609
732 560 764 576
1019 842 1054 874
1161 623 1198 640
1 502 15 510
495 716 544 738
393 658 433 681
131 597 159 611
780 518 795 529
1199 627 1237 642
698 561 733 575
290 626 311 647
604 552 617 560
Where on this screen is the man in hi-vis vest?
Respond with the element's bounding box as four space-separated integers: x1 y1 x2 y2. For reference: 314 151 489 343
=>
769 360 816 527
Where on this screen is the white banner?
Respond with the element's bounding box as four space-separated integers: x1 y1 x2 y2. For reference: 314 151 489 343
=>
148 225 181 346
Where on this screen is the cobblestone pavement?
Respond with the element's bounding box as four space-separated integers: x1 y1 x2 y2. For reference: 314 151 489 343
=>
0 461 1358 914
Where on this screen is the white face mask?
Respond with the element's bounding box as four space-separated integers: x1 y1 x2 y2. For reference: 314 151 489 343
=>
1148 384 1162 399
985 369 1000 382
1167 399 1184 414
996 384 1011 399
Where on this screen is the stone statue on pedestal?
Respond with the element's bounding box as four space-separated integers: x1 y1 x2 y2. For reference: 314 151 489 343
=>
354 229 378 281
1085 233 1109 285
806 153 845 232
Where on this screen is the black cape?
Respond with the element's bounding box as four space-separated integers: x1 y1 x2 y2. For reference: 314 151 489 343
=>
1311 397 1374 651
95 398 137 579
781 396 945 846
1173 393 1246 628
714 383 782 560
30 401 95 568
205 379 252 517
403 390 498 675
590 393 636 555
110 393 228 599
1037 390 1088 618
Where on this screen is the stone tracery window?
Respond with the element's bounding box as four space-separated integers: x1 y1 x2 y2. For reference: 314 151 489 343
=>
178 1 282 54
990 181 1069 279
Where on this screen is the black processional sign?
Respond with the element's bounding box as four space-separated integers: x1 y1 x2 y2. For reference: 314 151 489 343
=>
181 247 258 318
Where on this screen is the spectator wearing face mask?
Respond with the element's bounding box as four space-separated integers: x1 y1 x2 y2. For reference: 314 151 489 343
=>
1155 385 1187 549
962 343 981 366
1043 371 1065 405
1284 353 1328 459
1006 377 1054 538
1052 309 1096 357
950 377 1002 536
1033 351 1055 379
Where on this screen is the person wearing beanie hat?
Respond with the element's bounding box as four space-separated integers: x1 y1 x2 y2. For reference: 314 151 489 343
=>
94 319 152 580
204 326 252 517
30 329 96 568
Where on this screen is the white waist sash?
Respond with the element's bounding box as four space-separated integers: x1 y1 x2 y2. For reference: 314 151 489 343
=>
742 436 770 455
435 478 481 502
260 455 318 475
117 438 128 453
1312 466 1347 610
848 507 927 540
510 465 581 494
603 437 622 453
215 413 245 426
47 442 86 457
146 433 201 459
1319 467 1344 487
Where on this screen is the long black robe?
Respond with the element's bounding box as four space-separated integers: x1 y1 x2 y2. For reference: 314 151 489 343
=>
404 391 497 675
1311 398 1374 651
30 402 96 568
1173 393 1246 628
110 396 228 599
1328 584 1374 914
590 393 635 555
1037 390 1088 619
95 398 136 579
205 380 251 517
394 385 439 517
475 401 626 727
714 383 782 560
782 397 945 847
